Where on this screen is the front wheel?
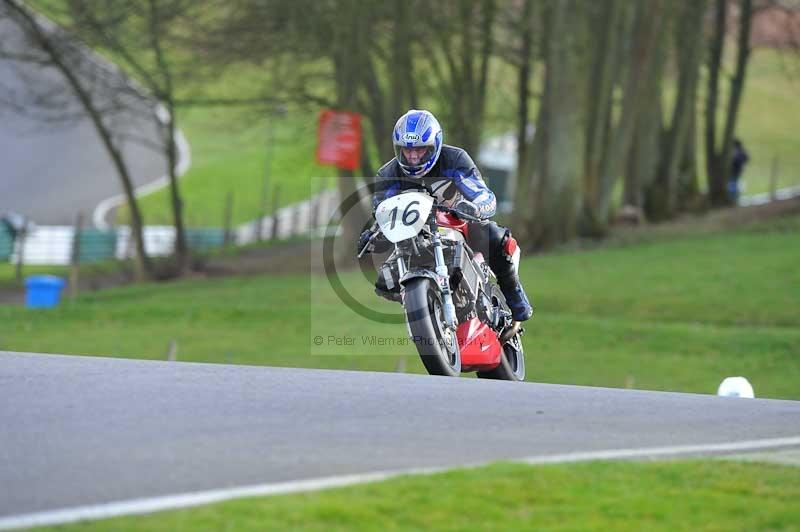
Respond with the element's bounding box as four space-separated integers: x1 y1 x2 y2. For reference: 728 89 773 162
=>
404 278 461 377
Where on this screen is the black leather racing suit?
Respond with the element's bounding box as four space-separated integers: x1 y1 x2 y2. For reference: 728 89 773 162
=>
370 144 533 321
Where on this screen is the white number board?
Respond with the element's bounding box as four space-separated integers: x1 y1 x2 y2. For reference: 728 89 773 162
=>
375 191 433 243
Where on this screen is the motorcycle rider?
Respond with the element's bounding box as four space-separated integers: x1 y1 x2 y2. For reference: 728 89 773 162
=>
359 109 533 322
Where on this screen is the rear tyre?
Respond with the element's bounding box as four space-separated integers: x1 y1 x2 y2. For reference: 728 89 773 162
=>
476 284 526 382
404 278 461 377
476 332 525 381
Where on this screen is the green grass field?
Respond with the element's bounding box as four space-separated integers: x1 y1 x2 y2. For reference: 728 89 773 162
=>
1 211 798 399
115 103 336 227
33 460 800 531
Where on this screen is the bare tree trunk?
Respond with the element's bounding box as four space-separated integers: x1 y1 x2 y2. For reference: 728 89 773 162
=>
514 0 535 199
706 0 753 207
626 76 664 213
359 133 375 178
332 0 368 263
677 108 701 210
582 0 625 232
361 53 392 162
164 104 188 272
390 0 418 112
705 0 728 206
427 0 496 154
472 0 495 153
720 0 754 187
360 2 420 164
146 0 188 273
583 0 665 235
521 0 586 249
646 0 706 220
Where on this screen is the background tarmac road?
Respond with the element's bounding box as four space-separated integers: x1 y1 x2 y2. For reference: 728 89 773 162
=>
1 352 799 518
0 18 167 226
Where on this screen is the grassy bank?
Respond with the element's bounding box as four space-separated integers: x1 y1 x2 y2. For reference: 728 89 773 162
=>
1 211 798 399
35 460 800 531
116 103 336 227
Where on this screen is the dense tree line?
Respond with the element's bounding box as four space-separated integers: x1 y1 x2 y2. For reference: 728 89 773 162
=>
205 0 765 248
2 0 793 272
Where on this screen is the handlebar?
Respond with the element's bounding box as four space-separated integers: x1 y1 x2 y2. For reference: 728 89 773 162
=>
357 222 380 259
434 203 481 223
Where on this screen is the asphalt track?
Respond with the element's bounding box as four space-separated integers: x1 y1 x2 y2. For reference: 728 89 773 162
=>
1 351 799 525
0 18 167 226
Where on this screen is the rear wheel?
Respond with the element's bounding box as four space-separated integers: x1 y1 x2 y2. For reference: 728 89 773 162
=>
476 332 525 381
404 278 461 377
477 285 526 381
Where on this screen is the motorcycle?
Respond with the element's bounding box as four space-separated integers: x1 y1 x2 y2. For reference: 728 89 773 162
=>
358 188 526 381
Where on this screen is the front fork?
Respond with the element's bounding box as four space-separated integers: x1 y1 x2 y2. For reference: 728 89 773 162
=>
395 232 458 330
432 232 458 329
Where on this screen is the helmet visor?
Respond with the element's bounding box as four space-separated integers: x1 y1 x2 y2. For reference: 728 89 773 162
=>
394 145 436 170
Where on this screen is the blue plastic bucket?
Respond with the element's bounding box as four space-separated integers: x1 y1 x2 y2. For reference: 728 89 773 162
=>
25 275 66 309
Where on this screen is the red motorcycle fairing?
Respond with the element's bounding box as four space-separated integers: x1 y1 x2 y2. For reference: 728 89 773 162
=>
436 211 469 238
457 317 502 372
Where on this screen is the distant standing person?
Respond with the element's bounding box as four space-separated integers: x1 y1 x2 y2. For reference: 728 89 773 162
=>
728 138 750 204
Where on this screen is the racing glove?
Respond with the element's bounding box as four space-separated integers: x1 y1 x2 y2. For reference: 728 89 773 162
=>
357 229 375 256
452 200 480 219
357 229 391 256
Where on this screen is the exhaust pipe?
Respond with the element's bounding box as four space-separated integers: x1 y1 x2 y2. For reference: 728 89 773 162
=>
499 321 521 344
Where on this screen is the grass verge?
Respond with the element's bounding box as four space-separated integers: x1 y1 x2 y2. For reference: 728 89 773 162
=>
33 460 800 531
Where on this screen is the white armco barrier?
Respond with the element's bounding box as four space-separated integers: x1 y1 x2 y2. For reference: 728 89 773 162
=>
9 189 343 266
234 189 340 246
13 226 183 266
11 226 74 265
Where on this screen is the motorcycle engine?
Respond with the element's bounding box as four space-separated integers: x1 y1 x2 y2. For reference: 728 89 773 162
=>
475 289 498 328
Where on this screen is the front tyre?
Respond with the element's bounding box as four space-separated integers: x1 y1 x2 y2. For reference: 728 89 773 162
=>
404 278 461 377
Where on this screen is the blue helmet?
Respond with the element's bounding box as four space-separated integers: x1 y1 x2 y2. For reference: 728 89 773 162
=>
392 109 443 178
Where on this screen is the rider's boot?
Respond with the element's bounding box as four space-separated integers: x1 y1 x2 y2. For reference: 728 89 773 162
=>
489 235 533 322
496 269 533 322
